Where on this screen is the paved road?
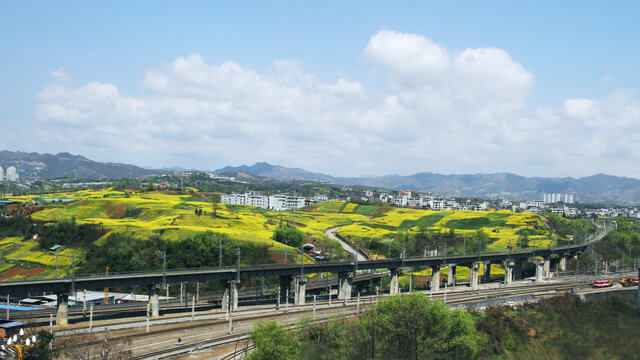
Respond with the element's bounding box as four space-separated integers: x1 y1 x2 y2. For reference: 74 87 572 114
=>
325 225 368 261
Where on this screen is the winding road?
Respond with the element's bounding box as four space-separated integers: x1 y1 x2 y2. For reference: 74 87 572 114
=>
325 225 368 261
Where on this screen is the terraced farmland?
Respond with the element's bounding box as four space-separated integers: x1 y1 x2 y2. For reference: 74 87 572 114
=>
1 191 555 280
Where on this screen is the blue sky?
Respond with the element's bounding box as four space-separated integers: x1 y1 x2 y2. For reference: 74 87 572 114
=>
1 1 639 178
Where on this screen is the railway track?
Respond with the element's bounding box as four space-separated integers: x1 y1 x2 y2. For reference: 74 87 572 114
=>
48 282 559 336
52 279 590 359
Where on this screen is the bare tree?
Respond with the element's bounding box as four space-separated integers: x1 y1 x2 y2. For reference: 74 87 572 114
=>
56 330 131 360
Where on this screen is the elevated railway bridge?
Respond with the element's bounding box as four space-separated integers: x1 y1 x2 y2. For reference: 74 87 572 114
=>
0 228 610 325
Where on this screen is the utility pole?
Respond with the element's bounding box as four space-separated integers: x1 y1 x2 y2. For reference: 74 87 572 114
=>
71 255 76 296
55 246 59 279
291 178 296 227
233 248 241 281
155 250 167 287
218 239 223 268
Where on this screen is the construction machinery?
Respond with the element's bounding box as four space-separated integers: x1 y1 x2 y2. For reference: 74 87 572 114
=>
620 277 639 287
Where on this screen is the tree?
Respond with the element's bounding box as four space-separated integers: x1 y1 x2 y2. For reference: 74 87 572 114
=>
273 227 305 248
472 229 490 252
27 330 58 360
360 292 483 359
246 320 299 360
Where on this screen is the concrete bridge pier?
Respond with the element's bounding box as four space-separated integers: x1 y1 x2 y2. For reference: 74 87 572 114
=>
470 263 480 290
448 265 457 285
149 287 159 318
504 260 514 285
279 275 291 304
222 280 240 312
431 265 441 291
389 268 400 295
513 260 523 280
543 258 551 278
559 256 567 272
483 262 492 283
338 272 353 300
534 258 545 282
56 292 69 325
294 276 307 305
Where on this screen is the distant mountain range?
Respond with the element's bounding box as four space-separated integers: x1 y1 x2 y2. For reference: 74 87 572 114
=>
216 162 640 204
2 151 638 204
0 151 163 180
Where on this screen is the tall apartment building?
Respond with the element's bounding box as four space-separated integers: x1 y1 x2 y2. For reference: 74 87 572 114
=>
0 166 3 182
543 193 574 204
5 166 18 182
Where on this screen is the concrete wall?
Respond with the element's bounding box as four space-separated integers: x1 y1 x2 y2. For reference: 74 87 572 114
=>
577 288 637 304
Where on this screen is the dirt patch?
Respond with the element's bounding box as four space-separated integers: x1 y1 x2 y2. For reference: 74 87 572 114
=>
375 206 393 216
77 201 90 206
268 250 285 263
105 202 126 219
0 267 46 280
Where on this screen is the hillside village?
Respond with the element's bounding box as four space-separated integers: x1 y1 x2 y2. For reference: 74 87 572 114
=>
1 164 638 220
220 188 640 220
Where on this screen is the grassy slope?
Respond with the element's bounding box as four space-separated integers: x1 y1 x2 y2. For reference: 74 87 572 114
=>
336 208 550 252
477 295 640 359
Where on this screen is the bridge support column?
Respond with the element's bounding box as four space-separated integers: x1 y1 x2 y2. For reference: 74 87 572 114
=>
504 260 514 285
389 268 400 295
222 280 240 312
279 275 292 304
543 258 551 278
535 258 545 282
470 263 480 291
431 266 441 291
294 276 307 306
483 262 492 283
513 260 523 280
559 256 567 272
56 293 69 326
149 288 159 318
448 265 457 285
338 272 353 300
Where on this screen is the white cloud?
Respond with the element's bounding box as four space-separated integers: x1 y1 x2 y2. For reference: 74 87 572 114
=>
25 30 640 178
49 67 71 83
364 29 451 86
563 98 600 121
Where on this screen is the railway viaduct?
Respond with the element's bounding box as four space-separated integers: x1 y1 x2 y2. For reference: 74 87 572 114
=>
0 230 608 325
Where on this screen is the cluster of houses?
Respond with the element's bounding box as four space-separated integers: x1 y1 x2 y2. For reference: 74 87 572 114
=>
583 207 640 219
360 190 492 211
360 190 640 219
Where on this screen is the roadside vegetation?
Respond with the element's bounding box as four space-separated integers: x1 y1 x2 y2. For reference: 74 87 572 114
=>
247 294 640 360
558 216 640 274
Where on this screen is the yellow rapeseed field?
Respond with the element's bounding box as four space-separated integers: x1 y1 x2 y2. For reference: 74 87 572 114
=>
2 193 554 281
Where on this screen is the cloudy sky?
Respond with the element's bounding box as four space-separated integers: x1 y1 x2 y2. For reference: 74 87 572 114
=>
1 2 639 178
